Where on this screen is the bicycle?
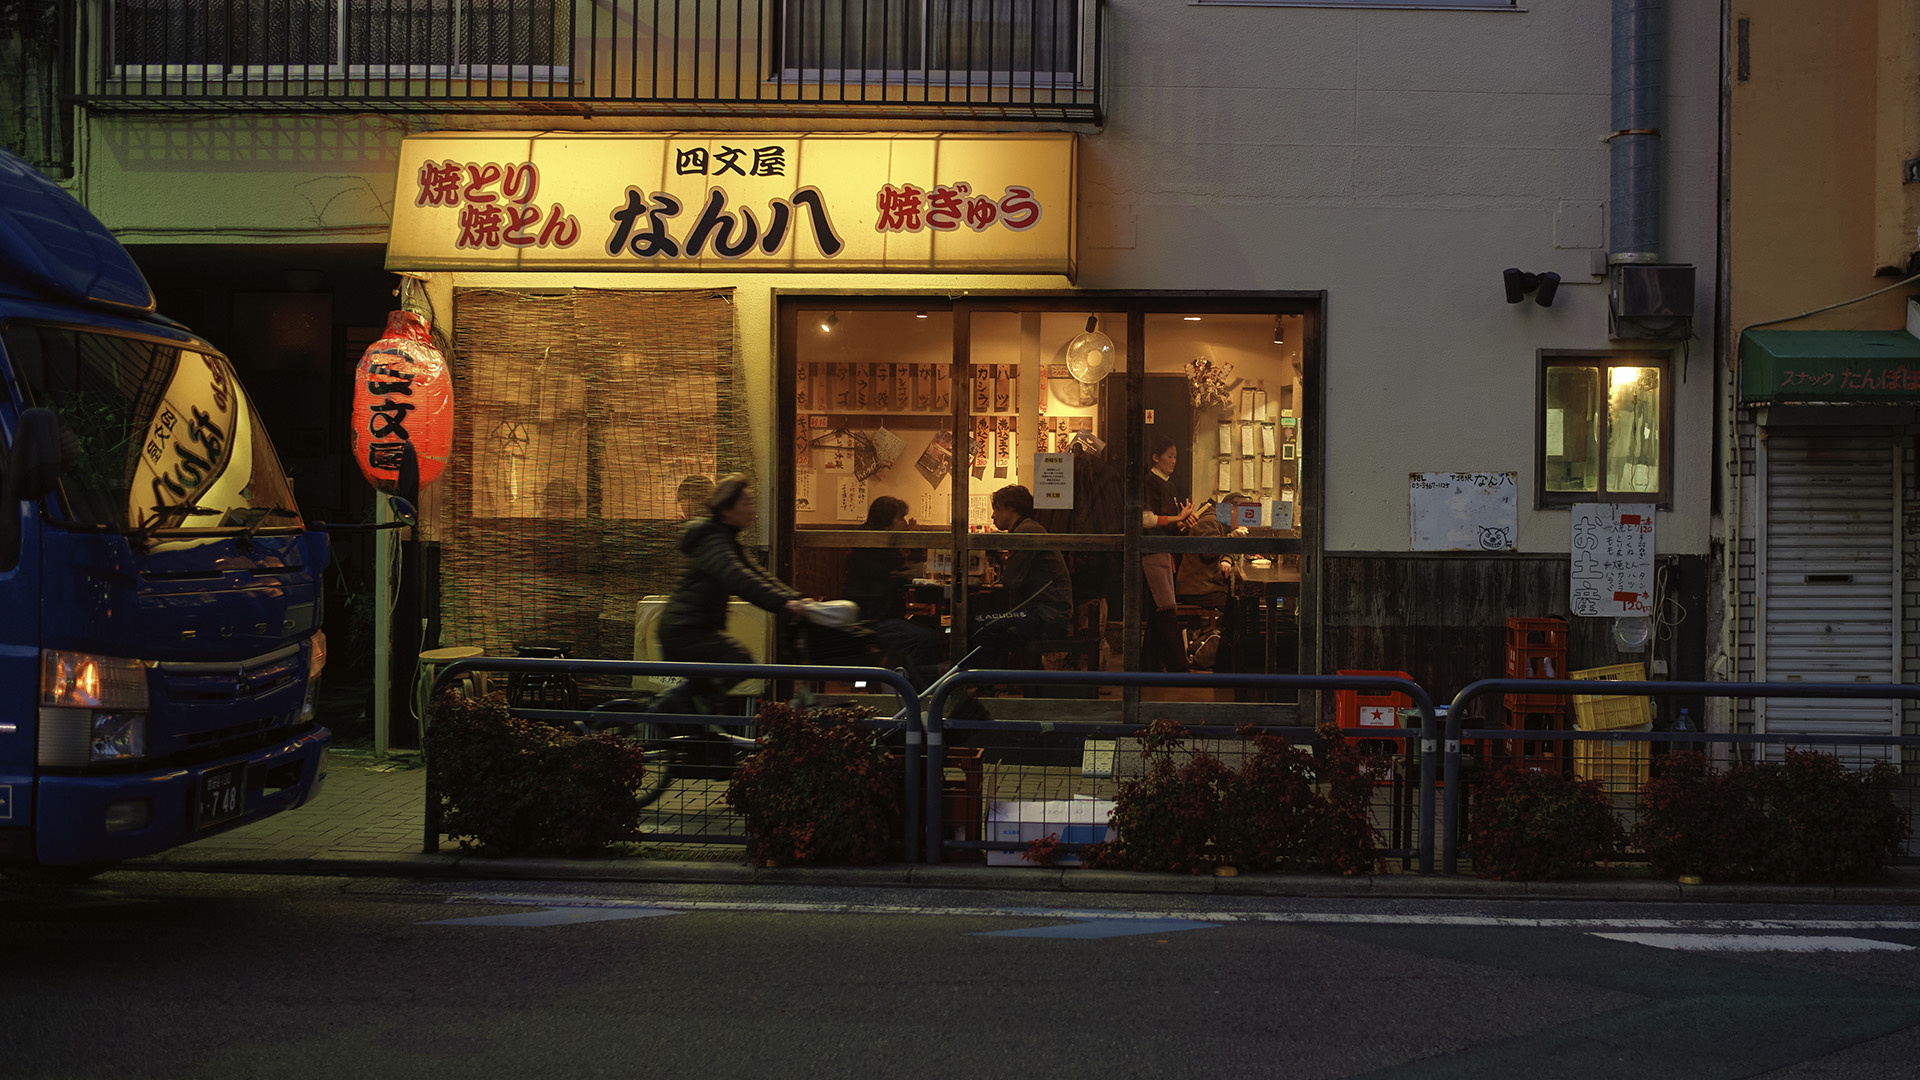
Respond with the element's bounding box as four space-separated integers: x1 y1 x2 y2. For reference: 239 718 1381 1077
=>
580 604 885 809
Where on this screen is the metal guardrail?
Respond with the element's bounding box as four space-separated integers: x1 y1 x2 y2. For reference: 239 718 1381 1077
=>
424 657 920 857
1444 678 1920 875
417 661 1920 878
924 671 1439 872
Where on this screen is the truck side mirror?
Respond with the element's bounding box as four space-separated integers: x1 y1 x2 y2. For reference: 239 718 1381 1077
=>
0 407 62 570
10 408 62 500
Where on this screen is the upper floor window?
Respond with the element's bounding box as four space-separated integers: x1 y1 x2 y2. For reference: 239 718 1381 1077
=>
108 0 567 78
1192 1 1511 7
780 0 1083 85
1539 351 1670 508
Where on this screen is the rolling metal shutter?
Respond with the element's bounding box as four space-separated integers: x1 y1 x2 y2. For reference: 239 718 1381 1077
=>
1756 430 1899 752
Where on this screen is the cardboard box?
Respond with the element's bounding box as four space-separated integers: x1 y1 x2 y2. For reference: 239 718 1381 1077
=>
985 797 1115 866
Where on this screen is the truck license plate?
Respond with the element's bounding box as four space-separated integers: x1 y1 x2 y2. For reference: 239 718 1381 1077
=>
197 762 247 829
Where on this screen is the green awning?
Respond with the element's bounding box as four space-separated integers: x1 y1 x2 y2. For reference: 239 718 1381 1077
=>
1740 329 1920 403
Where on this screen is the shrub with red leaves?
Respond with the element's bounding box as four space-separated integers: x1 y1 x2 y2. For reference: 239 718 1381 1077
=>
1634 749 1910 883
726 702 905 867
425 690 651 857
1088 719 1379 876
1468 767 1623 881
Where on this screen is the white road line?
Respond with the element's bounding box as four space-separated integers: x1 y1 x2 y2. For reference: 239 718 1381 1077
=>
1593 933 1916 953
432 894 1920 933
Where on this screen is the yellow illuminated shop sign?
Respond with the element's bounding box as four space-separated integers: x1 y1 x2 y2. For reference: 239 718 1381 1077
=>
387 132 1075 276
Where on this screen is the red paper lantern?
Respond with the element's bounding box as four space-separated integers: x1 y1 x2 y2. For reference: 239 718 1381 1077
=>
351 310 452 493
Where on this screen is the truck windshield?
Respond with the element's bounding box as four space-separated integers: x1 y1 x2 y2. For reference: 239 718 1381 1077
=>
3 323 303 533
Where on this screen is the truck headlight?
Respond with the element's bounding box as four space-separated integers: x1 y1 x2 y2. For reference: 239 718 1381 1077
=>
41 650 149 710
39 651 151 766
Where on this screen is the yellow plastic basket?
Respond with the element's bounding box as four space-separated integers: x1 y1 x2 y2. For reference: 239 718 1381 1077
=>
1570 663 1652 731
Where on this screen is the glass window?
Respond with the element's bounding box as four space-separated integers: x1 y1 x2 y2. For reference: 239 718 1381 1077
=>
108 0 567 76
1540 353 1667 506
780 0 1082 83
779 300 1312 703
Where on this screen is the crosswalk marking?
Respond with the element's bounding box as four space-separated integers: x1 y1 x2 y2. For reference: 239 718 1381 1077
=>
1593 933 1914 953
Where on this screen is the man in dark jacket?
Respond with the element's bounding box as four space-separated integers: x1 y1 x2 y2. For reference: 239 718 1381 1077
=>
971 484 1073 665
658 473 808 714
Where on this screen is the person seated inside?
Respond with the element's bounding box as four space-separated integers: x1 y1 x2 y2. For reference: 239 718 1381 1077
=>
970 484 1074 668
842 495 940 692
1175 508 1236 671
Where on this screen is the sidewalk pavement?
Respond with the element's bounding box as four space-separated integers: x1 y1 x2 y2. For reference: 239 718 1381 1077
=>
120 747 1920 905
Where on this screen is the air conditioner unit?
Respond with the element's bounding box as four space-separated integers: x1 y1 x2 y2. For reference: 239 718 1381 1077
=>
1609 263 1695 341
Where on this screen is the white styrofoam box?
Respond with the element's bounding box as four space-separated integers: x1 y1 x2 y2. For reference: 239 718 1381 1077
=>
632 596 771 695
985 797 1115 866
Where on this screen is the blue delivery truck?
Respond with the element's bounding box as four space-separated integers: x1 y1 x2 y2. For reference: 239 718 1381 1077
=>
0 149 331 878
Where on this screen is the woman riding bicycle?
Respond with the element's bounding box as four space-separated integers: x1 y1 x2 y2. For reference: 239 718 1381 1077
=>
656 473 811 715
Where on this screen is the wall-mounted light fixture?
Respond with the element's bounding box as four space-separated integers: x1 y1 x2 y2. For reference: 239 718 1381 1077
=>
1272 317 1285 344
819 311 839 332
1503 268 1561 308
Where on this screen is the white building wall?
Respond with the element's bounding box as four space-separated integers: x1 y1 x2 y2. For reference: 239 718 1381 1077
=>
73 0 1723 559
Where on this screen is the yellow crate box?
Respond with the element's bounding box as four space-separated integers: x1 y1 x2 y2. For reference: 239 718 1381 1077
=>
1570 662 1652 731
1572 731 1652 794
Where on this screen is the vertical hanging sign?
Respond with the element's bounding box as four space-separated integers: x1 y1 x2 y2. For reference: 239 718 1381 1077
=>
1570 504 1655 616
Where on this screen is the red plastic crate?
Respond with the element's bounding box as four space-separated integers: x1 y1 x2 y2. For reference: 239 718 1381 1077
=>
1506 616 1569 650
1335 669 1414 729
1506 642 1568 679
1498 706 1569 772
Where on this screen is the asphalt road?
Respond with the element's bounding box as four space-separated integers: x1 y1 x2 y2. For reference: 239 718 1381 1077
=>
6 872 1920 1079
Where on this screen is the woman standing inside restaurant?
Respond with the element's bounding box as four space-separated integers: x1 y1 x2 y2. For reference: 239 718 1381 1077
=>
1141 433 1195 672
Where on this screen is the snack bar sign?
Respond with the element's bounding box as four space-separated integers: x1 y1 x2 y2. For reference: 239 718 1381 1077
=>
387 132 1076 277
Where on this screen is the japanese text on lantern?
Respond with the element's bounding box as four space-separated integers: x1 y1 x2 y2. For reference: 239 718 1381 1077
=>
415 160 581 250
363 354 415 475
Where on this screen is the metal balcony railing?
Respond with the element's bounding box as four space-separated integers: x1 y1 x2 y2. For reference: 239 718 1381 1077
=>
63 0 1104 124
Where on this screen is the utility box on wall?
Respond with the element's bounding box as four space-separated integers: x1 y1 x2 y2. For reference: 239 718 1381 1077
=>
1609 263 1696 341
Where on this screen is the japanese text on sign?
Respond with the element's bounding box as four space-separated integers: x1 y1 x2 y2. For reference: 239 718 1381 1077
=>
1570 503 1655 617
1773 366 1920 393
415 158 1047 261
134 353 234 521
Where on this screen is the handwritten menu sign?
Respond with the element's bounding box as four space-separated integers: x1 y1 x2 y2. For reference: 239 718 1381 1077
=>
1570 504 1654 616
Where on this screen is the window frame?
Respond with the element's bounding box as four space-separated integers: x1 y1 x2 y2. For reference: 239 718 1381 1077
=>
1535 348 1673 510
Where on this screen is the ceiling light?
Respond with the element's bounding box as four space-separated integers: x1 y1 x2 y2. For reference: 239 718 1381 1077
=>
820 312 839 332
1183 316 1202 321
914 311 928 319
1273 318 1285 345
